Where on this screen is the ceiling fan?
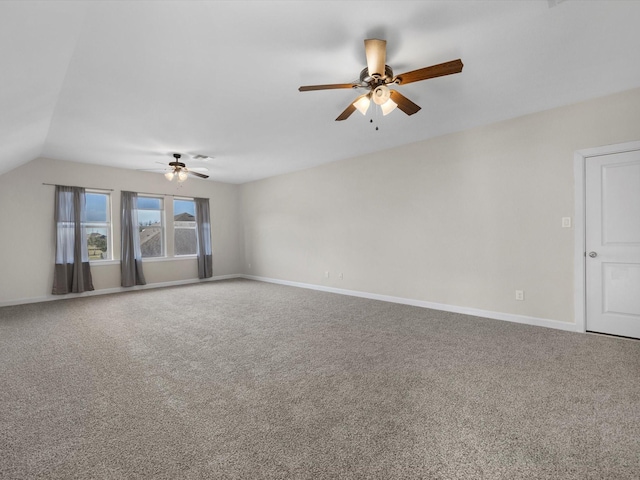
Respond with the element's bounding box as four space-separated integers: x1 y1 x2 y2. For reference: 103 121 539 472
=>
298 39 463 121
163 153 209 181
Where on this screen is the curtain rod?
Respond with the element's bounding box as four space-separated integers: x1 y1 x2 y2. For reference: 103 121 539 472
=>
129 190 209 200
43 183 208 199
133 190 200 199
42 183 114 191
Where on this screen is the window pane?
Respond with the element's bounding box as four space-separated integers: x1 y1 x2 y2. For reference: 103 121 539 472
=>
174 199 197 255
86 227 109 260
86 193 107 222
85 192 111 261
175 228 197 255
138 210 161 227
137 197 162 209
174 199 195 216
140 227 163 257
137 196 164 258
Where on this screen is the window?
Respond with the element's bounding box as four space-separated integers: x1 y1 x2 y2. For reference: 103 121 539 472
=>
130 194 206 260
85 191 111 261
137 196 164 257
174 198 197 255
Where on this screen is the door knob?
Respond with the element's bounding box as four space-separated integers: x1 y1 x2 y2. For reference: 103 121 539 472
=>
589 251 598 258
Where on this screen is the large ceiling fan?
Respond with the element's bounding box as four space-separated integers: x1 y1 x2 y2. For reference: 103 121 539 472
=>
163 153 209 181
299 39 463 121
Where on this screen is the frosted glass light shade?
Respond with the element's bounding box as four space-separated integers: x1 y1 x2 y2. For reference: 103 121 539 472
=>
165 171 175 181
353 95 371 115
381 98 398 116
372 85 391 105
178 170 188 182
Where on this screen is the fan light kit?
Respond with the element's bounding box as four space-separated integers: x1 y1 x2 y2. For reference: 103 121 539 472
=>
164 153 209 182
299 38 463 122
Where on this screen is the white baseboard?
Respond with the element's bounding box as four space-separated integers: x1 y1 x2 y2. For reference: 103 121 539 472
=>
0 274 242 307
240 275 579 333
2 273 579 334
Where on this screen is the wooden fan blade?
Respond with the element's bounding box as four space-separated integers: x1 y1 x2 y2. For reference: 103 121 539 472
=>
389 90 421 116
188 170 209 179
299 83 358 92
395 59 463 85
335 93 370 121
364 39 386 77
335 103 356 122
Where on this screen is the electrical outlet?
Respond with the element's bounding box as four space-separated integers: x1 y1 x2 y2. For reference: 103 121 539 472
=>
562 217 571 228
325 271 330 278
339 272 343 280
515 290 524 301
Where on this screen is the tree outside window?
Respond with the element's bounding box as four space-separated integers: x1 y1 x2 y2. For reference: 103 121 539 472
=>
86 191 111 260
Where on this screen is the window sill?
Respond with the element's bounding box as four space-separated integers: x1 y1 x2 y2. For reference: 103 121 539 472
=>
90 260 119 266
142 255 197 263
89 256 197 265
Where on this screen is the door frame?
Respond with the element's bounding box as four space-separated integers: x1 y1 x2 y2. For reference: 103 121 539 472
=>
573 140 640 333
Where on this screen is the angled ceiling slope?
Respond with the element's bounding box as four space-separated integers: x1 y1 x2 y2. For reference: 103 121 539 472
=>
0 1 87 175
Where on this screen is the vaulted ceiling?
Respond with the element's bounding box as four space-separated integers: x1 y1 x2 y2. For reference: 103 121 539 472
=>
2 1 639 184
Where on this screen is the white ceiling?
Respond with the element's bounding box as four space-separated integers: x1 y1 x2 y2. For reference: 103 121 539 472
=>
1 1 639 184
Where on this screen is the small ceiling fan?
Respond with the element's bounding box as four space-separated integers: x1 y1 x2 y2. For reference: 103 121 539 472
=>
163 153 209 181
299 39 463 121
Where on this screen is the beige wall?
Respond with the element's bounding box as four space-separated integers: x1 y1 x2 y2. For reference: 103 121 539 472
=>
0 157 241 304
3 88 640 321
239 87 640 324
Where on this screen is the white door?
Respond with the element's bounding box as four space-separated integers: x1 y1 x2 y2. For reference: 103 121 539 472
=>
585 149 640 339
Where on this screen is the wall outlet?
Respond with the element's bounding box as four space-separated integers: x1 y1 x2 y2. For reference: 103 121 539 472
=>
339 272 343 280
325 271 330 278
515 290 524 301
562 217 571 228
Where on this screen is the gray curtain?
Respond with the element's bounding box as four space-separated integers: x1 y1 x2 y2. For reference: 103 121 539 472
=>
52 185 94 294
195 197 213 279
121 191 146 287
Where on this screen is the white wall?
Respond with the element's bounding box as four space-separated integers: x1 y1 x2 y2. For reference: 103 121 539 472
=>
0 157 241 304
239 87 640 325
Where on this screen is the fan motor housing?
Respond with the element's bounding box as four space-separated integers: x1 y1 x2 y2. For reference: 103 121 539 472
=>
360 65 394 86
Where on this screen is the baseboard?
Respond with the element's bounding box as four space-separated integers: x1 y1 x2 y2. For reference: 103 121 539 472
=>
240 275 579 333
0 274 242 307
2 274 579 334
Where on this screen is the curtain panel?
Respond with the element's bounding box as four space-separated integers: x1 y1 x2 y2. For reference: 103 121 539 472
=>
121 191 146 287
52 185 94 294
195 197 213 279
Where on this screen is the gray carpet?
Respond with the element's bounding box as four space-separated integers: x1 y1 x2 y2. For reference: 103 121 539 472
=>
1 279 639 479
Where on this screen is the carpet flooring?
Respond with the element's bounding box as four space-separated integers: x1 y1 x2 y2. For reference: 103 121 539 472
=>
1 278 639 479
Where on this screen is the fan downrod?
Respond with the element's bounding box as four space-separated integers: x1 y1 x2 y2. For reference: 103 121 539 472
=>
170 153 186 168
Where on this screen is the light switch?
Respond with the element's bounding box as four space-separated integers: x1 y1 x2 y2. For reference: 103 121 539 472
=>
562 217 571 228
